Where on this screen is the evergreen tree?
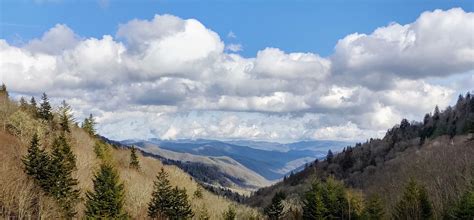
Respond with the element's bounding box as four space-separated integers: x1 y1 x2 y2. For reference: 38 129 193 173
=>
85 163 127 219
392 179 433 220
22 133 50 188
30 97 39 117
38 93 53 121
59 100 73 133
48 134 80 218
148 168 173 219
303 182 327 220
363 195 384 220
129 146 140 170
327 150 334 163
222 205 237 220
168 186 194 220
82 114 96 135
446 180 474 219
197 205 210 220
264 191 286 220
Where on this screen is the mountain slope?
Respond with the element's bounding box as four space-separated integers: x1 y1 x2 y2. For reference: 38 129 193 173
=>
247 93 474 218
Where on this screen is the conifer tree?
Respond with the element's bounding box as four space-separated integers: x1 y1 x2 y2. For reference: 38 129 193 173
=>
48 134 80 218
393 179 433 220
222 205 237 220
264 191 286 220
30 97 39 117
303 182 327 220
148 168 173 219
363 195 384 220
82 114 96 135
38 93 53 121
446 180 474 219
22 133 50 188
129 146 140 170
59 100 73 133
168 186 194 220
326 150 334 163
85 163 127 219
197 205 210 220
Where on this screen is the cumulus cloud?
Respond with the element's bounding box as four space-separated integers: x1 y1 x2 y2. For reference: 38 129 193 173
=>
1 8 472 141
332 8 474 89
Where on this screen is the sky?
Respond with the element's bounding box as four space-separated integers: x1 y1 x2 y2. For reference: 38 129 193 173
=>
0 0 473 142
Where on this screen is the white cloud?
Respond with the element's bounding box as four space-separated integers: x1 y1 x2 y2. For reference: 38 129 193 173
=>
225 43 243 52
1 8 472 141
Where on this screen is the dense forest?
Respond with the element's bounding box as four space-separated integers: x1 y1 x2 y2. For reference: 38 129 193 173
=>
248 92 474 219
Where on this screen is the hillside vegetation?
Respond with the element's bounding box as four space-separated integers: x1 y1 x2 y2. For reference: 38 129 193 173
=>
0 85 260 219
248 93 474 219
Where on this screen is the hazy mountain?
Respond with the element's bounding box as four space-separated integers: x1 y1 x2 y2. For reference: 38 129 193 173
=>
122 139 350 181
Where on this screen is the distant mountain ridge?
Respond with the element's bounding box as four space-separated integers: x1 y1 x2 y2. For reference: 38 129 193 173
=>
120 139 350 182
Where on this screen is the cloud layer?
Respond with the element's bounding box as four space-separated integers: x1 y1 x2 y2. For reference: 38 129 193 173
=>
1 8 472 141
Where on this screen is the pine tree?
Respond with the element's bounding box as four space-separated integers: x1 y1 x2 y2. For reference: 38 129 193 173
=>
22 133 50 188
327 150 334 163
148 168 173 219
393 179 433 220
303 182 327 220
446 180 474 219
168 186 194 220
59 100 73 133
197 205 210 220
38 93 53 121
264 191 286 220
85 163 128 219
129 146 140 170
222 205 237 220
48 134 80 218
363 195 384 220
30 97 39 117
82 114 96 135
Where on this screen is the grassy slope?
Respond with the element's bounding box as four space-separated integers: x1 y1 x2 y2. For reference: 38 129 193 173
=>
0 126 260 219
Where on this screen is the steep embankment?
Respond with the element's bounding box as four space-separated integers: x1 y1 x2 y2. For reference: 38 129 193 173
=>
0 128 260 219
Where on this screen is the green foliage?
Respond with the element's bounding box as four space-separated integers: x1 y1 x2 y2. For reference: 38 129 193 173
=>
48 134 80 218
264 191 286 220
22 133 50 188
392 179 433 220
326 150 334 163
58 100 73 133
148 168 193 219
38 93 53 121
29 96 39 117
129 146 140 170
363 195 384 220
168 186 194 220
303 181 328 220
148 168 174 218
82 114 96 136
94 141 111 161
85 163 128 219
445 180 474 219
7 110 47 142
222 205 237 220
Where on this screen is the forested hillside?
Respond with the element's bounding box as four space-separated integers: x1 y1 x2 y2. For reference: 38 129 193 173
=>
0 84 260 219
247 93 474 219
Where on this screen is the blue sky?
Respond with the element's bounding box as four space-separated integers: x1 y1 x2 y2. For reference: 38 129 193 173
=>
1 1 473 142
2 0 472 57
